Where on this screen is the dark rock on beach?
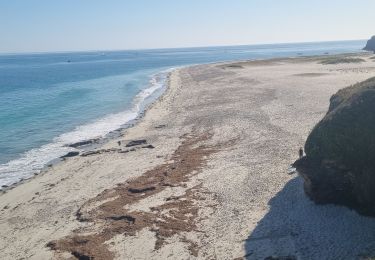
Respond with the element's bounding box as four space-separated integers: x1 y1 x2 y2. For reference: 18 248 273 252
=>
68 138 100 148
81 148 121 157
80 151 97 157
126 139 147 147
128 186 156 193
364 35 375 53
61 151 80 158
294 77 375 215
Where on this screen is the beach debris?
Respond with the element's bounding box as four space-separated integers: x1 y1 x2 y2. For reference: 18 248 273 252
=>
220 64 244 69
80 145 155 157
128 186 156 193
293 73 328 77
81 151 100 157
155 124 166 129
47 132 229 259
165 196 180 201
126 139 147 147
81 148 121 157
67 138 100 148
227 64 244 68
142 144 155 149
107 215 135 223
60 151 79 158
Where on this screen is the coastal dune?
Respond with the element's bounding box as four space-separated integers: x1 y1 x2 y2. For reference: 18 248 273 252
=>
1 54 375 259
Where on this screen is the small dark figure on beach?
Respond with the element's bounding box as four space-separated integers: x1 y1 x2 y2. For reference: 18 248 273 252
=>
117 141 121 146
299 147 304 158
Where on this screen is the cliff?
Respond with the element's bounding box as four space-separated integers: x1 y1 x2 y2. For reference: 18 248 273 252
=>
364 36 375 53
294 77 375 215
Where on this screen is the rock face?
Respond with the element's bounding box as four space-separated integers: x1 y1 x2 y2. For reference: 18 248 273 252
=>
294 77 375 215
363 36 375 53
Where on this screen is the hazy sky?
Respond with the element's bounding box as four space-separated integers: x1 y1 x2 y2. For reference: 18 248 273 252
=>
0 0 374 53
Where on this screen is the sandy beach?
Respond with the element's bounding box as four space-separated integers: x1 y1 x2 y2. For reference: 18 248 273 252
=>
2 53 375 259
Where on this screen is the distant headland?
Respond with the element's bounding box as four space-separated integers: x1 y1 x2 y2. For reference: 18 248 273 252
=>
364 35 375 53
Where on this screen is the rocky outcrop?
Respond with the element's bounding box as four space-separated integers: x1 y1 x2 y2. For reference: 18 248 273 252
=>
293 77 375 215
126 139 147 147
67 138 100 148
60 151 79 158
363 36 375 53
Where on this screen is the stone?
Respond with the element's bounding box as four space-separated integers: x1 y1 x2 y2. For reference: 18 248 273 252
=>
126 139 147 147
142 145 155 149
81 151 100 157
61 151 79 158
68 138 99 148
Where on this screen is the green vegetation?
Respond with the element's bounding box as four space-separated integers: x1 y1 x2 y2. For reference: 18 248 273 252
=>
295 77 375 215
319 57 365 65
306 77 375 166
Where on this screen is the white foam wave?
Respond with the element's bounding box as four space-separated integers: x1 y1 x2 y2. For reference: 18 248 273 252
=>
0 69 173 188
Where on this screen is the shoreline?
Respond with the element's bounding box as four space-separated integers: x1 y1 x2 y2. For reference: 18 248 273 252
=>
0 51 369 193
2 52 375 259
0 68 175 192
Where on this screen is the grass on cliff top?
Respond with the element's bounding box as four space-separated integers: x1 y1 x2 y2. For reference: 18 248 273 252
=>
332 77 375 107
319 57 365 65
325 76 375 121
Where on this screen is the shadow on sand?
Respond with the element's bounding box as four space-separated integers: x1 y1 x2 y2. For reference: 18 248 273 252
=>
244 177 375 260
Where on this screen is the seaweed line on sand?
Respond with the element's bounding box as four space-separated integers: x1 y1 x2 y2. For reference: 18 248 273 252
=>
47 131 235 259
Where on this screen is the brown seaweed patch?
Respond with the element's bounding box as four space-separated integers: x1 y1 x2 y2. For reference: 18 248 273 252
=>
293 73 328 77
223 64 244 69
47 132 225 259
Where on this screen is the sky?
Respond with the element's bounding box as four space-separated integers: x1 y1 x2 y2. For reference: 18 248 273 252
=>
0 0 374 53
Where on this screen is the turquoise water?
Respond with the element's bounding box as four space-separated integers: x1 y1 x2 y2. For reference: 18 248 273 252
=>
0 40 366 187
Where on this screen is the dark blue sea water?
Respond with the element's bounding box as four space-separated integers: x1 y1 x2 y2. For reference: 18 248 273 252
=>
0 40 366 187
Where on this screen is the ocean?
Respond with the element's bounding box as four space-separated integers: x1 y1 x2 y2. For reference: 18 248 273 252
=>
0 40 366 188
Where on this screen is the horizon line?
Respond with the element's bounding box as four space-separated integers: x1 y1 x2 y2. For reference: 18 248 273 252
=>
0 38 366 56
